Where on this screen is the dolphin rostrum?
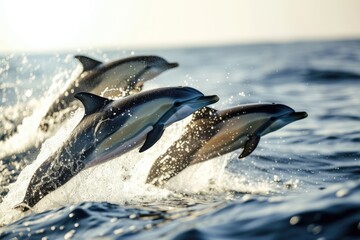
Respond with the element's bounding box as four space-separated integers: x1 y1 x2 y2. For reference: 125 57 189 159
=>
146 104 307 186
16 87 219 211
40 55 178 131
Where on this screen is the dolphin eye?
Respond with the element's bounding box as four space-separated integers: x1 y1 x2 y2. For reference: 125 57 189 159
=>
174 101 181 107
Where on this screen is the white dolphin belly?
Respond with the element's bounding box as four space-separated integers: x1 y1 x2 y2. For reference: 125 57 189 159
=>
84 126 152 169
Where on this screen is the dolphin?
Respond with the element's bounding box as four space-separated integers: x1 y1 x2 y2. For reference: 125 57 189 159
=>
146 104 307 186
16 87 219 211
40 55 178 131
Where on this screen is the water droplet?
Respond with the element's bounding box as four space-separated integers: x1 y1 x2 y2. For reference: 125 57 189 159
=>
35 229 45 234
273 175 280 182
64 229 76 239
289 216 300 225
238 91 246 97
307 224 322 234
145 224 152 229
25 89 32 98
113 228 123 235
336 189 348 198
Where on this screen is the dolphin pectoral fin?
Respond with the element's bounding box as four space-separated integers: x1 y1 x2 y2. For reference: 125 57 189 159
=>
139 124 165 152
75 92 113 116
74 55 102 72
239 136 261 159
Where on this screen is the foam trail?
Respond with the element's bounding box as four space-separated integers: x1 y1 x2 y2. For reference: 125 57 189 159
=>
0 68 81 159
0 103 51 158
0 113 182 225
165 156 279 195
0 109 286 226
0 108 82 223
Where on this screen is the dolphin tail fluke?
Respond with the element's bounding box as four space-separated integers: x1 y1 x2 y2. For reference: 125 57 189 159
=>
139 124 165 152
239 135 261 159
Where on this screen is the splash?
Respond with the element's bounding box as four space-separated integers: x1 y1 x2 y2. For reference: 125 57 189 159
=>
0 107 287 226
0 66 82 159
0 54 294 226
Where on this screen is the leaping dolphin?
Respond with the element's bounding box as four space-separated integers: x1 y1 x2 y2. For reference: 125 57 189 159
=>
16 87 219 211
40 55 178 131
146 104 307 186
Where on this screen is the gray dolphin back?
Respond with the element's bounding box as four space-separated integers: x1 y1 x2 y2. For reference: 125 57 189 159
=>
39 55 178 132
146 104 308 186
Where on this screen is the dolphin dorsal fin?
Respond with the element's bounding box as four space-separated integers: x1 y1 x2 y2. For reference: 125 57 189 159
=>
74 55 103 72
75 92 112 116
192 107 219 121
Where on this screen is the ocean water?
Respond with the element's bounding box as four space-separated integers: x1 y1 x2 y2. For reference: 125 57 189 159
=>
0 40 359 239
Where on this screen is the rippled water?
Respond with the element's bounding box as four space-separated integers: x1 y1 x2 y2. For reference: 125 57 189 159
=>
0 40 359 239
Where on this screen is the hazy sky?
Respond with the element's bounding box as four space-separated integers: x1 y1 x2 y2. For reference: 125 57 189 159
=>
1 0 360 53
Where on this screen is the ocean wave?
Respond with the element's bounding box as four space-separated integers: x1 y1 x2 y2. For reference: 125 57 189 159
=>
264 68 360 83
1 41 359 239
1 181 359 239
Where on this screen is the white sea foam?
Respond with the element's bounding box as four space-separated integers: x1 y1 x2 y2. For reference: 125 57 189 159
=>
0 108 83 225
0 66 282 225
0 111 183 224
0 67 81 159
0 109 280 226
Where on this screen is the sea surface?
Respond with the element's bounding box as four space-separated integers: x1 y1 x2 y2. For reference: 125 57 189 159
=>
0 40 359 239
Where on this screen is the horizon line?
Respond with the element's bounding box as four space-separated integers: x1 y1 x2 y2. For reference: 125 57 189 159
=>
1 36 359 55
